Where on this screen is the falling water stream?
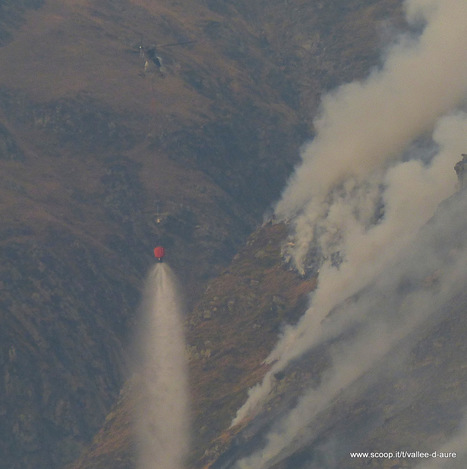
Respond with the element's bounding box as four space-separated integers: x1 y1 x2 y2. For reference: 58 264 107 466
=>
136 263 190 469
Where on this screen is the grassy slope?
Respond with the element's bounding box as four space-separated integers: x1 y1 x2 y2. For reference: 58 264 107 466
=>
63 1 406 468
69 222 317 469
0 0 404 468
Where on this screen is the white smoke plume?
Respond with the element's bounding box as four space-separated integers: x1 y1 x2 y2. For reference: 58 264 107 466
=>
135 263 190 469
232 0 467 428
234 208 467 468
415 413 467 469
276 0 467 238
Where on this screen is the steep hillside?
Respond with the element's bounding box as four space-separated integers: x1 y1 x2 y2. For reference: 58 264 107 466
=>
69 221 316 469
205 191 467 469
72 190 467 469
0 1 404 468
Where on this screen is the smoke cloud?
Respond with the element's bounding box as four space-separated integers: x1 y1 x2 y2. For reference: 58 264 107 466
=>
276 0 467 239
235 193 467 468
415 413 467 469
134 264 190 469
231 0 467 466
232 0 467 428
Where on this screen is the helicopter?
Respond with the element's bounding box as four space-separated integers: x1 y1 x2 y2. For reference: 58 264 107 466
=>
133 36 196 77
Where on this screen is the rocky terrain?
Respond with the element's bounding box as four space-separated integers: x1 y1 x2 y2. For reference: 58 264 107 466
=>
201 191 467 469
69 186 467 469
0 1 430 468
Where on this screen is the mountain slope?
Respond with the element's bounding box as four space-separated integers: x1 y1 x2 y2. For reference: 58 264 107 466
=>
0 1 404 468
69 221 316 469
224 191 467 469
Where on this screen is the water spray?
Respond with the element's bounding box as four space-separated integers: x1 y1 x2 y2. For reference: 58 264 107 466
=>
135 263 190 469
